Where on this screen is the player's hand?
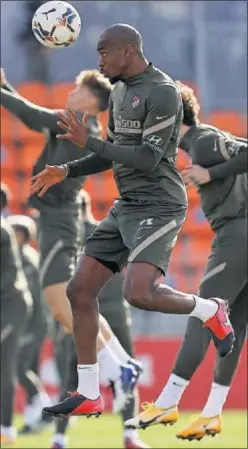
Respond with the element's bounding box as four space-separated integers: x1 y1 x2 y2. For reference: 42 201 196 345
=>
56 109 88 147
182 165 211 186
30 165 66 197
1 68 7 86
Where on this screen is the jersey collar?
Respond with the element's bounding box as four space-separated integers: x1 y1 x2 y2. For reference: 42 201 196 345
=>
121 62 153 85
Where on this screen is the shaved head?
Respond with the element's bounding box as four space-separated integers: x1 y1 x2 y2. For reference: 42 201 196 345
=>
97 23 147 83
98 23 143 53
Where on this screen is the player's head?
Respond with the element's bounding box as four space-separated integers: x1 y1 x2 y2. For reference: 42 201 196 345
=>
175 81 200 127
7 215 37 246
0 183 11 212
67 70 112 115
97 23 144 83
79 189 92 219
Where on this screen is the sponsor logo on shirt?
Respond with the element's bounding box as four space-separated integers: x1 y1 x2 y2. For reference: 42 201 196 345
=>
146 134 163 145
115 116 142 134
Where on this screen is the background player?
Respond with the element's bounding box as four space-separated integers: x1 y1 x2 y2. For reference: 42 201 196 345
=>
32 23 234 419
0 185 33 445
7 215 50 435
125 82 247 436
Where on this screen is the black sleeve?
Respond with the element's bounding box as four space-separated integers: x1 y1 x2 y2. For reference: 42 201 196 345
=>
192 131 247 179
66 153 113 178
82 84 179 173
0 88 60 133
193 131 246 167
209 145 247 180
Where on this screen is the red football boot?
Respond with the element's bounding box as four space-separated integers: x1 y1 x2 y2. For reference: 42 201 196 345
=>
203 298 235 358
42 392 104 418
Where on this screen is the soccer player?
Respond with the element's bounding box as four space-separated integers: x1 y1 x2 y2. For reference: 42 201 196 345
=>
125 82 247 435
0 68 139 405
30 23 234 419
7 214 50 434
0 185 33 445
50 190 147 449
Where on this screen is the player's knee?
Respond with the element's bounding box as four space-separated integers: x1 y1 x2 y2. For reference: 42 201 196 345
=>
66 277 92 310
123 282 152 309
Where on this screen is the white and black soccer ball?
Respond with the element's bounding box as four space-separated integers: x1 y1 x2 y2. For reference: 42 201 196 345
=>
32 1 81 49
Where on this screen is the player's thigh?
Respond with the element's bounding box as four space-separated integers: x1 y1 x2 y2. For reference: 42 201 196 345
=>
126 212 185 276
199 234 247 305
83 202 129 273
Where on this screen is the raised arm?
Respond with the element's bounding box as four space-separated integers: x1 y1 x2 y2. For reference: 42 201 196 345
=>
83 83 179 173
0 88 59 133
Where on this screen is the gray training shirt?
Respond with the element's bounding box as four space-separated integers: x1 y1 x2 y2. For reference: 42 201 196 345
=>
66 64 188 210
180 124 247 230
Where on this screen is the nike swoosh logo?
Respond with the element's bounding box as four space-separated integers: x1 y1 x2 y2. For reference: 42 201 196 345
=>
139 411 169 426
156 115 167 120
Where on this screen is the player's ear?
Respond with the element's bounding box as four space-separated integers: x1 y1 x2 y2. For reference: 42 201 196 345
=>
124 44 132 57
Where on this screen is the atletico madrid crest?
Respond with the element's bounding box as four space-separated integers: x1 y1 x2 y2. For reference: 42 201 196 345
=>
132 96 140 108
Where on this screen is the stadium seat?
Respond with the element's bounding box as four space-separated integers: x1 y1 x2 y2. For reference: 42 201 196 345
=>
1 108 16 144
17 82 51 107
175 236 210 265
181 206 213 238
208 111 247 137
11 122 45 147
176 149 190 171
49 82 75 109
1 142 17 170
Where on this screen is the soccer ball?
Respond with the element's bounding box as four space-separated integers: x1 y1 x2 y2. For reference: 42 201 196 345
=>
32 1 81 49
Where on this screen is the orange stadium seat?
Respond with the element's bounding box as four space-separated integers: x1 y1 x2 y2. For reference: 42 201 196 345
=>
170 236 211 270
176 149 190 171
186 185 200 206
208 111 247 137
1 108 16 144
1 142 20 170
17 82 51 107
11 122 45 147
49 83 75 109
181 206 213 238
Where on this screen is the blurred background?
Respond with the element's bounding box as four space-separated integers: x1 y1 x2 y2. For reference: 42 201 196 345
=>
1 0 247 417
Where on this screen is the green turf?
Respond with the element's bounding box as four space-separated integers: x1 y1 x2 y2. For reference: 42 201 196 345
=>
8 411 247 448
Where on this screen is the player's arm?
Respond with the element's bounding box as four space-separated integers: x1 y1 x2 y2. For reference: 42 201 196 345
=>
0 88 59 133
208 139 247 180
83 84 179 172
65 153 113 177
194 133 248 179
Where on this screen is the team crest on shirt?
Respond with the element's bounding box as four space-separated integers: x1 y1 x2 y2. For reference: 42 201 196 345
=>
132 95 140 108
